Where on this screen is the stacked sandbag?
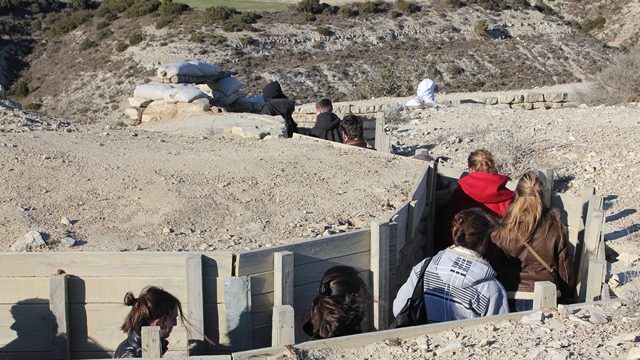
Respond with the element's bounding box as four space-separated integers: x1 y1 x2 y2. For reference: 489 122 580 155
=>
157 60 223 84
124 83 215 125
208 77 244 106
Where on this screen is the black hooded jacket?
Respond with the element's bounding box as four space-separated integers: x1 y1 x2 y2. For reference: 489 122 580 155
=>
310 112 342 143
260 81 298 138
114 331 168 358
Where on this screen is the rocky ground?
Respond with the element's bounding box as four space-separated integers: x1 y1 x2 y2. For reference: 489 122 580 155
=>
301 300 640 359
0 99 424 252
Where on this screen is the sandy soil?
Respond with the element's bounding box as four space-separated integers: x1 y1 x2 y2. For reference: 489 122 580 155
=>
0 104 424 252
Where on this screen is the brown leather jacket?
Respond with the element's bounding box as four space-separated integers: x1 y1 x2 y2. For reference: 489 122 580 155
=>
492 208 575 302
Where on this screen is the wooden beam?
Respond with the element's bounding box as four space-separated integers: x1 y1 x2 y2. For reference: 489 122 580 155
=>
532 281 557 310
370 221 390 331
539 168 554 208
49 274 70 360
186 254 205 355
273 251 294 307
141 326 162 359
271 305 295 347
585 259 606 302
223 276 252 351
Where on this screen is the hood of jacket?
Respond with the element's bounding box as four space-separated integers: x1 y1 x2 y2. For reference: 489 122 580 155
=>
458 171 514 205
262 81 287 101
434 247 497 289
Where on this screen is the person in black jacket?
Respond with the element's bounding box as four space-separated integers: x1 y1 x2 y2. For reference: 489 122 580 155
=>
260 81 298 138
310 98 342 143
114 286 184 358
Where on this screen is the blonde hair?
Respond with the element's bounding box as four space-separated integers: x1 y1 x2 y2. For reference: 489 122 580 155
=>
468 149 496 173
493 171 544 243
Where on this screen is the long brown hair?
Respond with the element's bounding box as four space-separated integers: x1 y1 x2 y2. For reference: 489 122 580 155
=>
121 286 185 335
493 171 545 243
468 149 496 173
451 208 498 258
308 266 368 339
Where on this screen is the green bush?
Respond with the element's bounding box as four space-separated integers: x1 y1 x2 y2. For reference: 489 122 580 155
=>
446 63 464 76
315 26 333 36
70 0 98 10
97 28 113 40
587 45 640 104
123 0 160 18
533 0 555 15
296 0 324 14
47 10 93 37
155 15 174 29
115 41 128 52
474 19 489 38
96 0 134 17
358 0 390 14
581 16 606 32
396 0 420 13
79 38 97 50
96 19 110 29
10 79 29 97
128 31 145 45
204 5 237 21
158 0 189 17
239 35 254 47
338 5 358 17
24 102 42 111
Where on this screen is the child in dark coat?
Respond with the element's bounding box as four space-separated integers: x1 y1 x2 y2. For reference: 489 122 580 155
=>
310 98 342 143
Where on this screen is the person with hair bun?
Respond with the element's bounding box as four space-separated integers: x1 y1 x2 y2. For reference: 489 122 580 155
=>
492 171 575 311
303 266 369 339
393 208 508 323
114 286 185 358
439 149 515 251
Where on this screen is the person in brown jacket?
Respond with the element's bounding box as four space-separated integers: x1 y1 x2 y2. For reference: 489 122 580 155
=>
491 171 575 311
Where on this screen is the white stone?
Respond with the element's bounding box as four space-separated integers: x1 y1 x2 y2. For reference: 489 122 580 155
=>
125 107 143 121
11 231 47 252
521 310 544 324
628 347 640 360
61 217 72 226
128 97 153 107
589 310 609 324
61 237 77 247
525 92 545 102
162 227 173 234
547 348 570 360
607 333 639 345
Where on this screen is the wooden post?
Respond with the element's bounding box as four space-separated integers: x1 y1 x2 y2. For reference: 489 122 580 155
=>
370 221 390 330
49 274 70 360
577 195 604 301
186 254 205 355
274 251 294 307
586 259 606 302
425 165 436 257
141 326 162 358
271 305 295 347
532 281 557 310
224 276 252 351
539 168 554 208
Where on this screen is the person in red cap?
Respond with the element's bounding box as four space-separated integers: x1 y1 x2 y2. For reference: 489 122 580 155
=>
438 149 515 252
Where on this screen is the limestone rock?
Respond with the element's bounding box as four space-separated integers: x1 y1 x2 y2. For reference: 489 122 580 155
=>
123 117 141 126
127 97 153 108
61 236 77 247
521 310 544 324
11 230 47 251
124 107 143 121
499 94 524 104
628 347 640 360
225 126 270 139
545 92 568 103
142 99 211 122
547 348 570 360
484 97 498 105
550 102 577 109
518 103 535 110
525 93 545 103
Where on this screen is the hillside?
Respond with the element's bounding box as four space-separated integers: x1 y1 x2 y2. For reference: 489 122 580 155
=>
1 0 616 124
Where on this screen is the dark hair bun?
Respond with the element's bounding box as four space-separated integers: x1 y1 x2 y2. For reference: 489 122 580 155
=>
123 291 137 306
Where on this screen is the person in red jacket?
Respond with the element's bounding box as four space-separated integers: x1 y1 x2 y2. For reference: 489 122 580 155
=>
438 149 515 252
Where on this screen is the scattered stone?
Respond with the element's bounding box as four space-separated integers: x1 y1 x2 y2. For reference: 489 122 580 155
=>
181 227 194 235
124 107 143 121
607 333 639 345
128 97 153 108
521 311 544 324
589 310 609 324
545 92 569 103
529 347 546 359
525 92 545 102
557 304 572 316
547 348 570 360
61 236 77 247
162 227 174 234
435 341 463 356
61 217 72 226
11 230 47 252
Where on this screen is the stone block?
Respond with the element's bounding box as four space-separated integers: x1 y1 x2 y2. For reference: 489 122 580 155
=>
123 117 141 126
499 94 524 104
128 97 153 108
525 92 545 103
545 92 568 103
484 97 499 105
124 107 143 121
517 103 535 110
142 99 211 122
550 102 577 109
141 114 154 123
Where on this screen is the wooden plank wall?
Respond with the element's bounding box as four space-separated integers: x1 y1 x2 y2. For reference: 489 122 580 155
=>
0 252 233 359
235 229 372 348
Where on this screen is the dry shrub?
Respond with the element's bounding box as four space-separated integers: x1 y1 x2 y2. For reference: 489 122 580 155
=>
586 46 640 105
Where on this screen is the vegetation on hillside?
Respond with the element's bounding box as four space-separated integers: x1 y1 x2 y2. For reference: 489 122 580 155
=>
588 46 640 104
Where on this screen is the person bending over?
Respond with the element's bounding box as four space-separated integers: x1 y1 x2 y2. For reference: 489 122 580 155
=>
393 208 509 323
114 286 185 358
303 266 369 339
260 81 298 138
492 171 575 311
309 98 342 143
340 114 367 148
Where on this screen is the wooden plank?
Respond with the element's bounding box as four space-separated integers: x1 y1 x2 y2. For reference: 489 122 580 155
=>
585 259 606 302
390 202 409 258
141 326 162 358
202 252 234 278
273 252 294 307
186 255 205 355
370 221 390 331
0 278 49 304
271 305 294 347
250 324 271 350
236 229 370 275
223 276 252 351
539 168 554 208
532 281 557 310
0 353 54 360
50 274 70 360
249 251 370 296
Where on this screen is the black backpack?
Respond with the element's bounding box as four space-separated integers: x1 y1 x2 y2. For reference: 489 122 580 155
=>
389 257 431 329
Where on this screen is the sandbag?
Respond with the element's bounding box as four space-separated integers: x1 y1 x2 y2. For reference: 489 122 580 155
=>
209 77 241 97
157 60 220 79
134 83 176 101
169 84 210 103
211 90 243 106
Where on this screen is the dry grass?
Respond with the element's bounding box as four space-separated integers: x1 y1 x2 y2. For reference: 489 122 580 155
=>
585 46 640 105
